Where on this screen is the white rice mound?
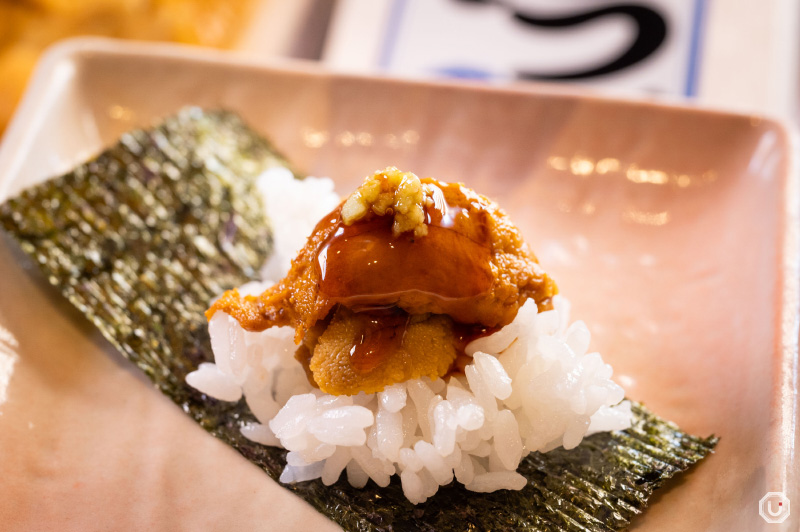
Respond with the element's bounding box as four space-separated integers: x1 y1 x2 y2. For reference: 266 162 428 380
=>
186 168 633 504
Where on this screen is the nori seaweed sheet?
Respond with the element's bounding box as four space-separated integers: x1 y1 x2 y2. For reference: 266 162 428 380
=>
0 109 717 532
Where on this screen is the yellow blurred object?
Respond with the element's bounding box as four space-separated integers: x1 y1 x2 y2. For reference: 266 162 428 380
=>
0 0 256 133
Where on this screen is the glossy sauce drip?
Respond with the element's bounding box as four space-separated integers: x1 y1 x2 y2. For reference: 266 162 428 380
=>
453 322 498 353
452 322 498 374
348 309 497 376
305 181 506 385
349 309 409 374
315 182 494 311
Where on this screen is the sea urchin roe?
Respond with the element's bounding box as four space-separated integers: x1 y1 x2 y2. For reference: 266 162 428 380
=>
207 168 559 395
301 305 499 395
308 306 458 395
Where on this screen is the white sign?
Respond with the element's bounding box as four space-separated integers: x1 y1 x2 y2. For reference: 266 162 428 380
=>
326 0 705 97
382 0 704 95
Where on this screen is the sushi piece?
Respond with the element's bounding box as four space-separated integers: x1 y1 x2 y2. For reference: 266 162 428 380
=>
195 167 711 506
208 167 557 396
0 111 718 532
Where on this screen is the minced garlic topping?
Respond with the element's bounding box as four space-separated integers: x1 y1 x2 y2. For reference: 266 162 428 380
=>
341 167 429 237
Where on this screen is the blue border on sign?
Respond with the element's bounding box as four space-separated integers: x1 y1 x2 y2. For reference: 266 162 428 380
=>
684 0 706 96
378 0 409 69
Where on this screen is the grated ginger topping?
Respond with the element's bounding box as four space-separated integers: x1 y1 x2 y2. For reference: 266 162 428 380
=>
341 167 430 237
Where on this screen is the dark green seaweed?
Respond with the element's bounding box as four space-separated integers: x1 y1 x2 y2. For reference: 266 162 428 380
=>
0 109 717 532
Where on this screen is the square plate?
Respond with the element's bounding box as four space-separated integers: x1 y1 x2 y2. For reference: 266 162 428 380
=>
0 37 797 531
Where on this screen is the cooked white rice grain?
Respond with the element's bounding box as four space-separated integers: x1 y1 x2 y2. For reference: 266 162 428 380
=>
185 362 241 402
240 422 282 447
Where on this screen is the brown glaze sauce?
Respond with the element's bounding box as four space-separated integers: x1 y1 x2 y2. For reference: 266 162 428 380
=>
296 306 496 388
348 309 409 374
304 181 506 381
315 182 494 311
347 308 496 377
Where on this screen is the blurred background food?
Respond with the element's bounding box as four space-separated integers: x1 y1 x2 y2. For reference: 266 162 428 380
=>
0 0 258 132
0 0 798 135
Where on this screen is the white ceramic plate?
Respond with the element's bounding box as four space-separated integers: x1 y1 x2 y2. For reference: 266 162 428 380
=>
0 37 797 531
